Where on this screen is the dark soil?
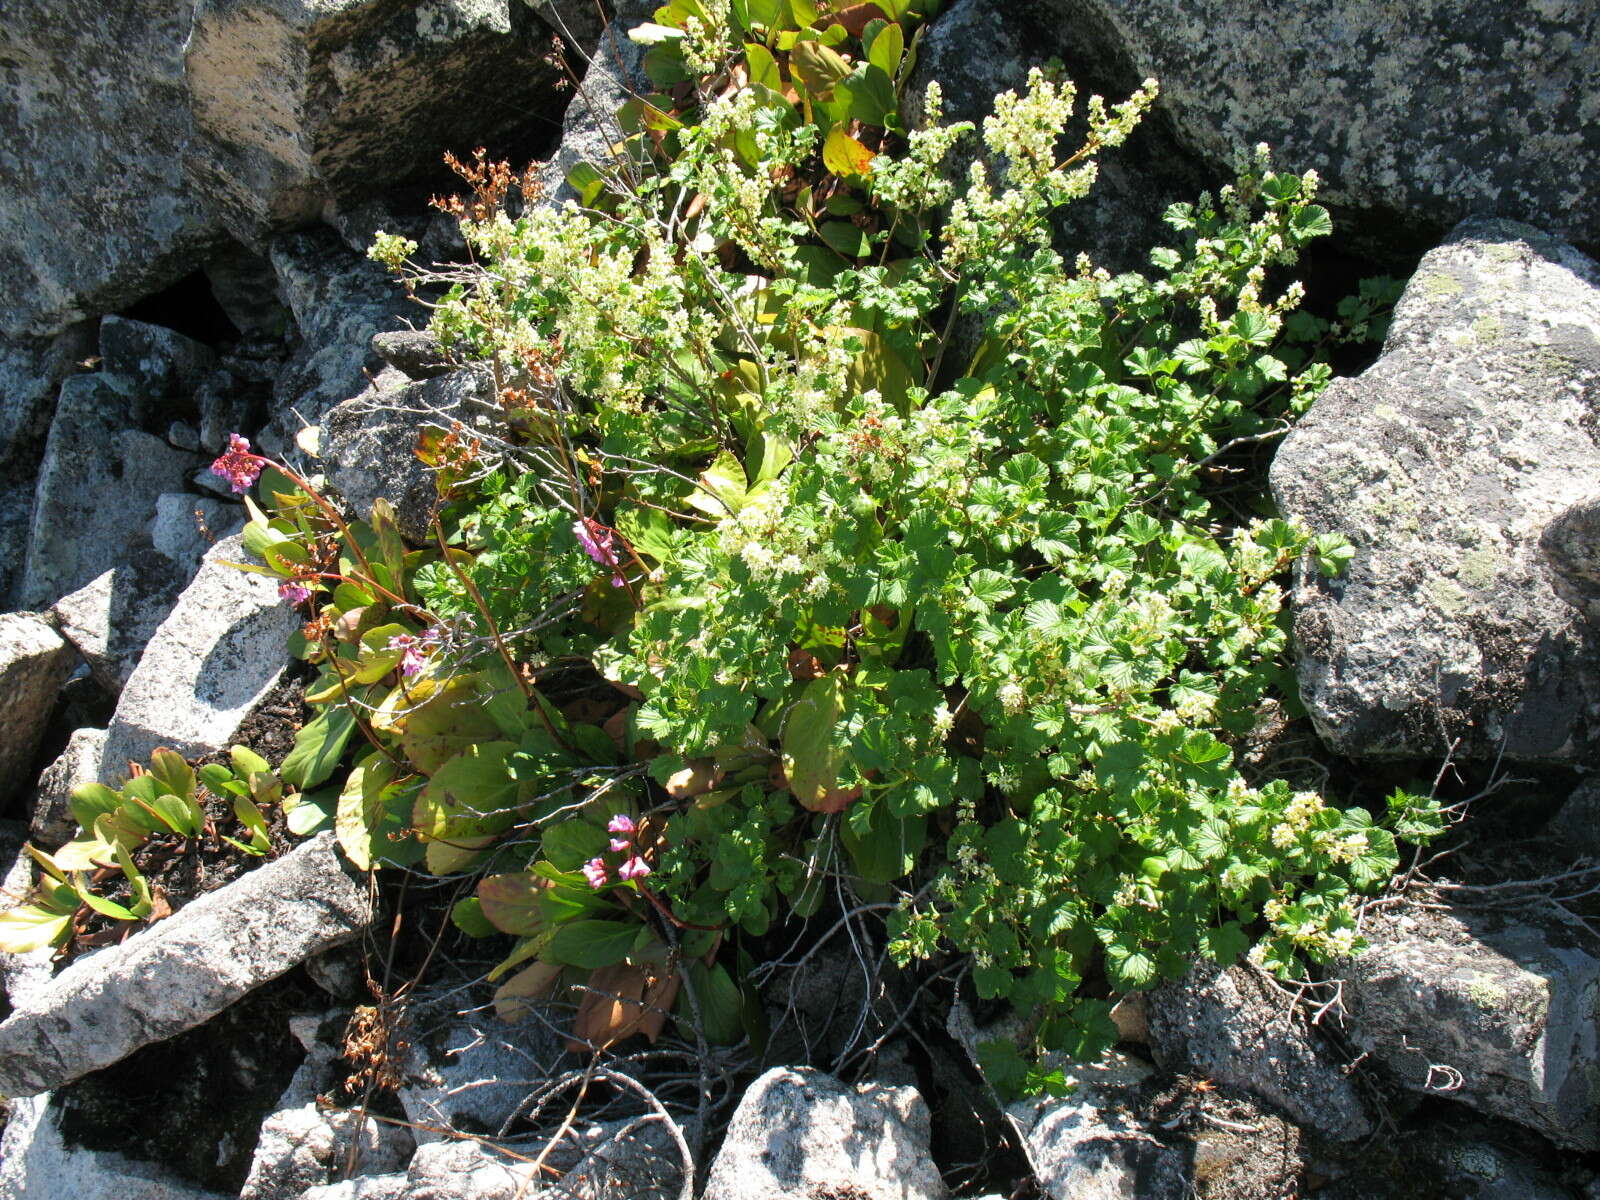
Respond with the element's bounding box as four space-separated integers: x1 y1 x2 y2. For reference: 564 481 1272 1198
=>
65 667 311 953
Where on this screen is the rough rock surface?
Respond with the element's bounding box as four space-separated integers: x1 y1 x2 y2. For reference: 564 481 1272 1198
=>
51 548 193 693
0 613 77 808
1145 957 1372 1141
99 532 299 781
1270 219 1600 762
0 329 97 472
399 1014 561 1145
20 373 200 608
296 1138 540 1200
369 330 449 381
1037 0 1600 253
263 229 413 452
0 823 55 1016
1547 776 1600 860
0 1 221 341
183 0 590 244
0 832 372 1097
148 493 243 574
1340 900 1600 1151
0 330 99 602
0 1092 234 1200
240 1013 414 1200
1542 493 1600 620
536 1 651 206
701 1066 948 1200
97 317 217 420
1008 1052 1187 1200
29 727 109 849
323 366 500 541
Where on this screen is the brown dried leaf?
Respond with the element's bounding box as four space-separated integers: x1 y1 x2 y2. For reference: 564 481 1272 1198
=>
567 964 683 1050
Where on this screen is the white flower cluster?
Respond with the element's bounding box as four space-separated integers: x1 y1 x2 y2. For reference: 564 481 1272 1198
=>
868 82 972 213
1269 789 1326 850
680 0 731 77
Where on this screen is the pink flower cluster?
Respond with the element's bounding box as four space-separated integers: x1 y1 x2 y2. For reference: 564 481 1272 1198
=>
278 580 313 606
581 813 652 888
387 628 441 677
210 433 264 494
573 517 625 588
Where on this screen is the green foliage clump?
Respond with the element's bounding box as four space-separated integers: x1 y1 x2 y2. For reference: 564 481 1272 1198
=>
229 0 1438 1076
0 746 291 952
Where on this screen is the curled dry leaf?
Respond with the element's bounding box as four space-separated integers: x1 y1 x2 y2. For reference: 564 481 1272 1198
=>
567 963 683 1050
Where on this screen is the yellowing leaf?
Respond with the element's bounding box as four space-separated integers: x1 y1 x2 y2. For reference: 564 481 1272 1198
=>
0 904 72 954
781 676 855 812
822 127 875 178
686 450 751 518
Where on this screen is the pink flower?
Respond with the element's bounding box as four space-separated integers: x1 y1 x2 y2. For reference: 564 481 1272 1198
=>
388 633 426 677
278 580 312 606
608 837 631 853
606 814 637 835
210 433 264 494
617 855 652 881
573 517 626 588
581 856 610 888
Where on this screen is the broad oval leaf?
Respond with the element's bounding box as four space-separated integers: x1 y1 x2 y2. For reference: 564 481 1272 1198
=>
781 676 853 812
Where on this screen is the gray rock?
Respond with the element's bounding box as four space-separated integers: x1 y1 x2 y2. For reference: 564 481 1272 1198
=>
195 367 262 456
99 532 298 781
0 328 96 471
1008 1052 1187 1200
182 0 593 245
97 317 216 411
399 1014 562 1144
165 421 201 452
148 493 242 572
1414 1121 1576 1200
297 1175 410 1200
0 329 94 601
240 1013 414 1200
1145 957 1372 1141
764 939 895 1071
51 548 193 693
29 727 108 849
19 374 203 611
370 330 450 381
0 823 55 1015
323 367 500 541
1542 493 1600 620
701 1066 948 1200
1547 777 1600 860
1270 219 1600 763
262 228 414 453
300 1137 540 1200
0 832 372 1097
0 613 76 809
1340 899 1600 1150
203 243 293 341
0 1 221 341
552 1115 687 1200
536 3 651 207
302 944 367 1001
20 373 200 608
0 1092 234 1200
1036 0 1600 253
